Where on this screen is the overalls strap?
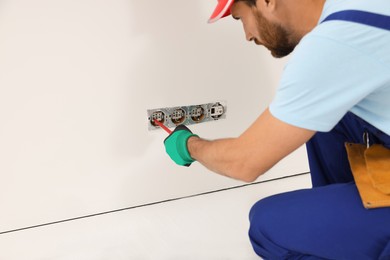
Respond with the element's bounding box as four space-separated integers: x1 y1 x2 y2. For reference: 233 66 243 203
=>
322 10 390 31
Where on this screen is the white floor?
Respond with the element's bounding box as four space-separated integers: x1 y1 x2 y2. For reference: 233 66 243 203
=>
0 174 311 260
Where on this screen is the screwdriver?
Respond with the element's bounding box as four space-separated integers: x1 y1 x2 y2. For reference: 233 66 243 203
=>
153 119 172 134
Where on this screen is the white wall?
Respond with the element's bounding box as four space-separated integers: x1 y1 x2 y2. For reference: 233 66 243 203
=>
0 0 309 233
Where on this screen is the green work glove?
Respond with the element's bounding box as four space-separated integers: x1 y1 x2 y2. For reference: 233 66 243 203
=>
164 125 198 167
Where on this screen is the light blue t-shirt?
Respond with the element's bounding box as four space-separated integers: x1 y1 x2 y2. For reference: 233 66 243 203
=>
269 0 390 135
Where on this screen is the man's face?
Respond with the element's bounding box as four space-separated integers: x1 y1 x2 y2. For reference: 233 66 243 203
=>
231 2 298 58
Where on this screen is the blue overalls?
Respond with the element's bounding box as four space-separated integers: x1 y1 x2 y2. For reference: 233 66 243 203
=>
249 11 390 259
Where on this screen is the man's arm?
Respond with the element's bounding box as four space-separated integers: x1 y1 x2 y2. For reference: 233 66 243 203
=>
187 108 316 182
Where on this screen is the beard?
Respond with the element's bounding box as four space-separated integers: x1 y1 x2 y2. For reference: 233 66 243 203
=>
254 11 299 58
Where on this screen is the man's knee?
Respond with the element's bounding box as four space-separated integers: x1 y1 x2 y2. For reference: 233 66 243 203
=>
248 194 292 258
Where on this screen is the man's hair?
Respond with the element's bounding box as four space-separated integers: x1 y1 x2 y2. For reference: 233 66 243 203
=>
235 0 257 6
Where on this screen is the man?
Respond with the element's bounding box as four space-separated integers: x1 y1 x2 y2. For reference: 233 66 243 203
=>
163 0 390 258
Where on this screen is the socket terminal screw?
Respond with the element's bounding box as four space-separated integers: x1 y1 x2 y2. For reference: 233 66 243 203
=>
190 106 205 122
171 108 186 125
150 111 166 127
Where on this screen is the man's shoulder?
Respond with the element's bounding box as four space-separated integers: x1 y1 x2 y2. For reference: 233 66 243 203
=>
321 0 390 21
302 0 390 69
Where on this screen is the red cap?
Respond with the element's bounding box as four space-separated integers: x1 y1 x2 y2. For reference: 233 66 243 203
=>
208 0 234 23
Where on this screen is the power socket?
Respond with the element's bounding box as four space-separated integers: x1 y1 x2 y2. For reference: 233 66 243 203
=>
147 101 227 131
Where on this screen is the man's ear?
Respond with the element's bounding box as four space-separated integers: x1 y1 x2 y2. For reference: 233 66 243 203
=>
259 0 276 11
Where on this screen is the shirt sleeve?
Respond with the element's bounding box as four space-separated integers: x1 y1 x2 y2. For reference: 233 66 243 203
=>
269 34 386 132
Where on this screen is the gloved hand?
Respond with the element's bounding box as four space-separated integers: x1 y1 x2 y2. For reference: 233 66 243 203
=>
164 125 198 167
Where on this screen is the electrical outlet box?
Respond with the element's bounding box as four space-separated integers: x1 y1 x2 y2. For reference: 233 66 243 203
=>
147 101 227 131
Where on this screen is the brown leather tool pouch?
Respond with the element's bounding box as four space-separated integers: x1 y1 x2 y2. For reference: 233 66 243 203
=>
345 143 390 209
